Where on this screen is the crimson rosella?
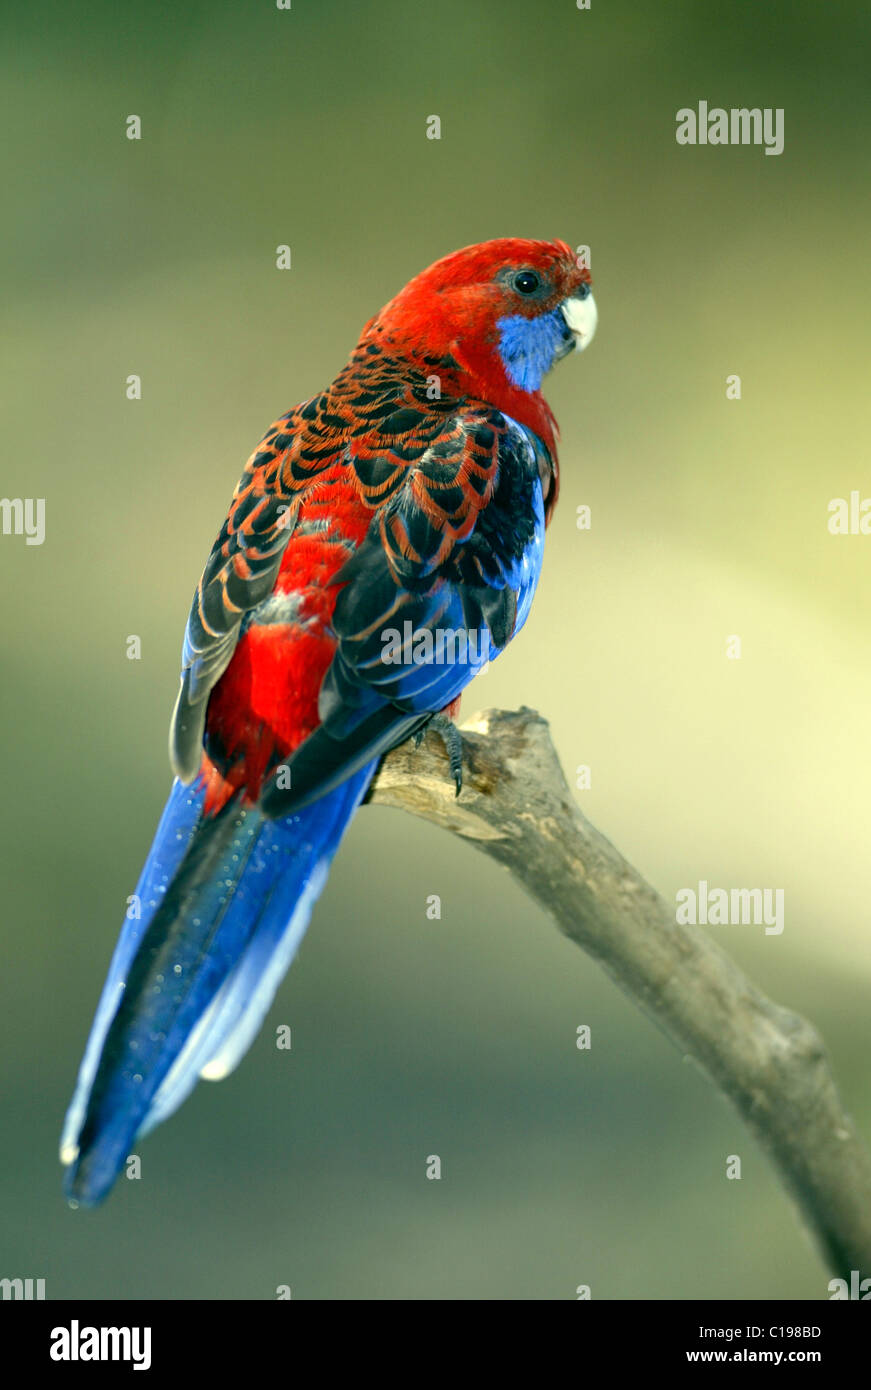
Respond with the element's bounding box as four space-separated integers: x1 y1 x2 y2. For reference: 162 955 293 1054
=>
61 237 597 1205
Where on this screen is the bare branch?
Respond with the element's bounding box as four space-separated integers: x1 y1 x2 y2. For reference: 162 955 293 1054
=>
370 706 871 1280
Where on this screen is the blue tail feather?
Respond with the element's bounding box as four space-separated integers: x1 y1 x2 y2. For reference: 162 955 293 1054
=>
61 765 375 1206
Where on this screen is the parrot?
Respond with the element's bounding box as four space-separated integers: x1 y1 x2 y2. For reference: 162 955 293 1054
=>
61 237 597 1206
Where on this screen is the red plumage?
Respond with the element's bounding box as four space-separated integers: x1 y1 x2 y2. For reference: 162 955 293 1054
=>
202 480 369 813
177 238 591 815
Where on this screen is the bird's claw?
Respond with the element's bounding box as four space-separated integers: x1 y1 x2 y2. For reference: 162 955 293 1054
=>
419 712 464 797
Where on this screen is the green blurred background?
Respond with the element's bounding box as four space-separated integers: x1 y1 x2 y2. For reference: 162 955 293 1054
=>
1 0 869 1299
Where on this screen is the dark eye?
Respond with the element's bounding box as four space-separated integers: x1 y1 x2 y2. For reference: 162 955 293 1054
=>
577 281 591 300
513 270 540 295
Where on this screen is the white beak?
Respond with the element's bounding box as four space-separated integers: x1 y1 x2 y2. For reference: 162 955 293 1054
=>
561 293 598 352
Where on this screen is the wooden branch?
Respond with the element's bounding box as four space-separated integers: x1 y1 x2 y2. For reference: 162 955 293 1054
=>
369 706 871 1280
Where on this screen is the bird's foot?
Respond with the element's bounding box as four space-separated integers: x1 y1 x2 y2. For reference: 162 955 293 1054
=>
416 712 464 797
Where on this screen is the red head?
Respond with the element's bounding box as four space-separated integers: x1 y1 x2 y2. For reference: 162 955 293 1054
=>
363 237 595 451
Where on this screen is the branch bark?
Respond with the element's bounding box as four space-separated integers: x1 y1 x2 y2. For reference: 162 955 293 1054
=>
369 706 871 1281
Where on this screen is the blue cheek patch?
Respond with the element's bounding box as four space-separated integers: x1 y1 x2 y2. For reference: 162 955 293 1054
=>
497 309 569 392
